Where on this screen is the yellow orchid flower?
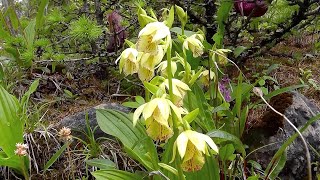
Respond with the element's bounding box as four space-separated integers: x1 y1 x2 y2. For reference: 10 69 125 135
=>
183 34 204 58
133 97 183 141
116 48 139 76
136 22 171 54
200 70 215 87
138 65 155 82
156 60 177 78
172 130 219 172
139 46 164 70
145 116 174 141
160 79 190 98
214 49 231 65
160 79 190 106
133 97 183 126
138 22 170 43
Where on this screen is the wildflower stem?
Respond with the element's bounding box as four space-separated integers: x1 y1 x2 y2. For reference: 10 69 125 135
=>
20 156 29 180
145 87 150 102
167 43 174 103
181 25 185 36
254 88 311 180
66 142 75 180
182 49 194 128
182 49 190 84
167 41 186 180
210 52 218 128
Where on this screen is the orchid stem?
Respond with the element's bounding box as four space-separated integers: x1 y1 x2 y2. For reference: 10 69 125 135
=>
167 41 186 180
181 25 185 36
182 49 195 128
145 87 150 102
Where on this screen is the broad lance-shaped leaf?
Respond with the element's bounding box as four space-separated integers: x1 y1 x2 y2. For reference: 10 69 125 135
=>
36 0 49 29
86 158 116 169
0 86 24 156
24 19 36 49
5 7 20 30
0 152 21 171
92 169 144 180
213 0 233 47
96 109 159 171
207 129 246 157
0 86 27 173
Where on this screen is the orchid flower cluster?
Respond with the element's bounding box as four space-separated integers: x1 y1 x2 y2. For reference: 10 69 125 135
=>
116 16 220 172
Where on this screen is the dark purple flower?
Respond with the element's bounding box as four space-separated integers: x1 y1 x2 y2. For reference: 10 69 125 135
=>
218 76 232 102
107 11 127 53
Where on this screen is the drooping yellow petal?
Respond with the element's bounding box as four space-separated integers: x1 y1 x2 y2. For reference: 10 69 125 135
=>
138 65 154 82
171 140 178 163
136 35 158 54
122 58 139 75
172 79 190 91
140 47 164 69
183 34 204 58
117 48 139 75
142 98 159 119
152 26 170 42
182 141 196 162
176 132 189 158
152 107 169 126
157 98 170 121
138 22 170 42
162 79 190 99
145 118 173 141
167 100 183 122
133 104 146 126
185 130 206 154
181 143 205 172
156 60 177 77
200 70 215 87
201 134 219 154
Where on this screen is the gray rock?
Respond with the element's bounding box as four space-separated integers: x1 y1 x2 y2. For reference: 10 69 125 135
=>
246 91 320 179
56 103 131 139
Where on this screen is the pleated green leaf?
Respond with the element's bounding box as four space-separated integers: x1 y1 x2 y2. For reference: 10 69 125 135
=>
92 169 144 180
96 109 159 171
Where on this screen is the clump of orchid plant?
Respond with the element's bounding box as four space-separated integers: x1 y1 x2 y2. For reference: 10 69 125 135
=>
115 6 226 176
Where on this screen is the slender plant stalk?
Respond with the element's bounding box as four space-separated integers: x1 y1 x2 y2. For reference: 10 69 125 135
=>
20 156 29 180
181 25 185 36
145 88 150 102
167 43 175 106
66 142 75 180
166 42 186 180
182 50 190 84
210 53 219 128
182 50 194 120
253 87 311 180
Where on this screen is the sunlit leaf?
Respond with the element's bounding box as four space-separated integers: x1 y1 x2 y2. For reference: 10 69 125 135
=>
86 158 116 169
